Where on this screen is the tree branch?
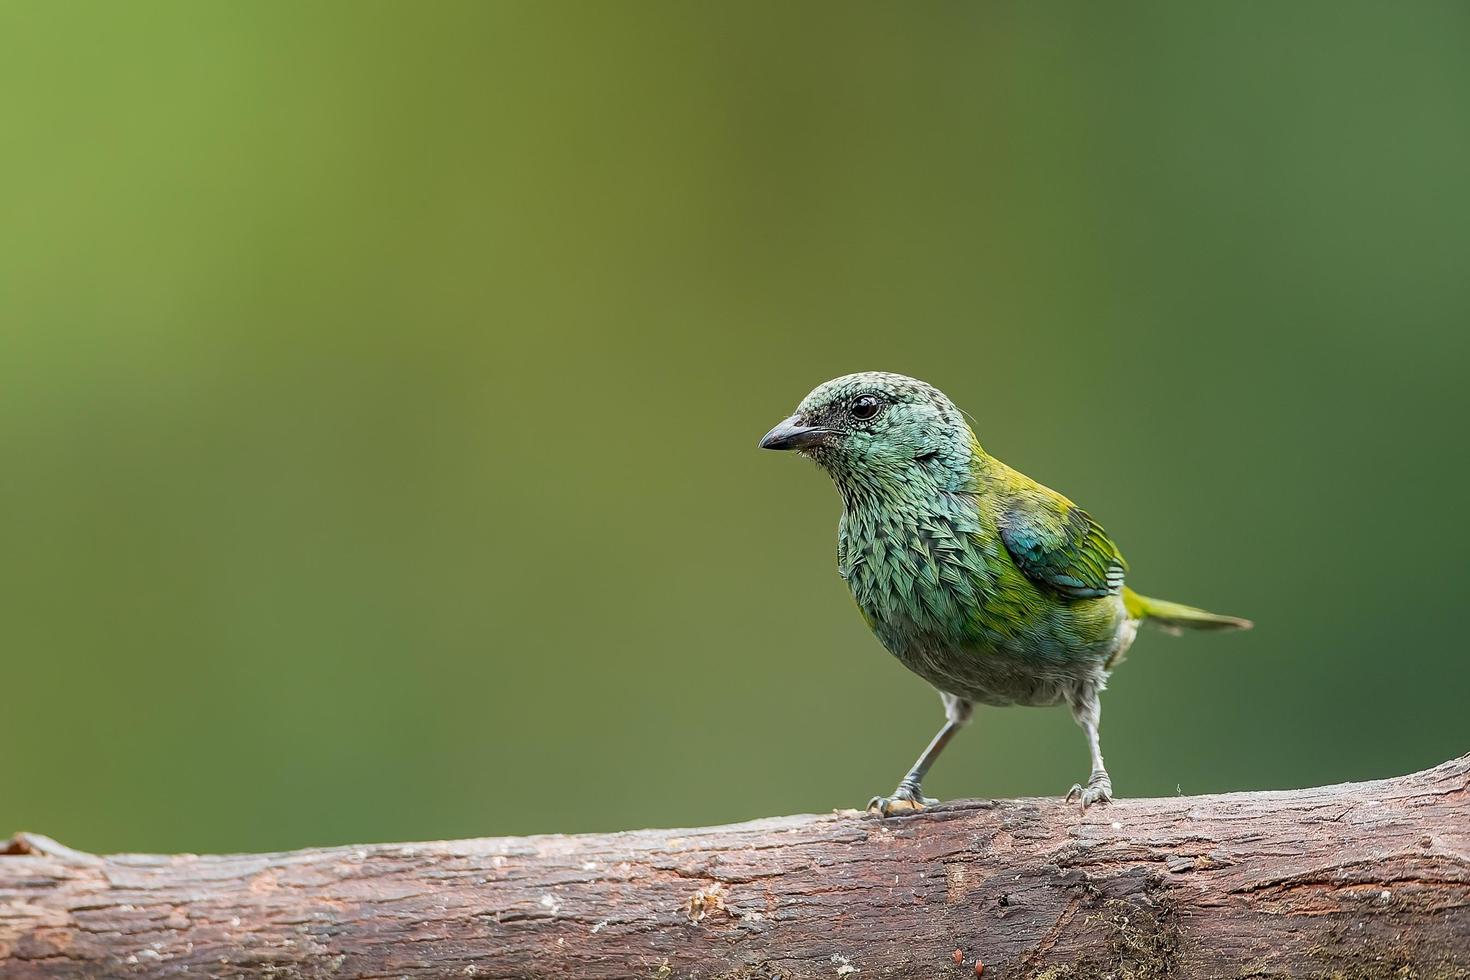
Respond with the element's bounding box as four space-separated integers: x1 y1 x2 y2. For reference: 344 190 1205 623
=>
3 755 1467 979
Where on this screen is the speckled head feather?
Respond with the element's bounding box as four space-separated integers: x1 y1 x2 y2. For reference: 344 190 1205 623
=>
775 372 980 497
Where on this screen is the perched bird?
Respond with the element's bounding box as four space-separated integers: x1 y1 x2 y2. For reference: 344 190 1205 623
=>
759 372 1250 814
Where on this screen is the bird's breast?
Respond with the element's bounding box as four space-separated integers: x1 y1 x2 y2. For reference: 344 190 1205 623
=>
838 502 1129 706
838 500 995 640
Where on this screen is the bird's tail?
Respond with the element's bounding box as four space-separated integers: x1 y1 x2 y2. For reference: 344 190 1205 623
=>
1123 587 1253 634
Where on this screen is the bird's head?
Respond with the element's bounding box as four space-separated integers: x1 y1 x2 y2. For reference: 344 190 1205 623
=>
759 372 978 495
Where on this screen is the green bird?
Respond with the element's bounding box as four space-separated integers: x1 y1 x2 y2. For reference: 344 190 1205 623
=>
759 372 1250 814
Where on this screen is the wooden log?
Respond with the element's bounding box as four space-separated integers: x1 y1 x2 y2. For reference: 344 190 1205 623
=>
2 754 1467 979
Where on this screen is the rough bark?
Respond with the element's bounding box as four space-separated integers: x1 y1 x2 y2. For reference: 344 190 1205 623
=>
2 755 1467 980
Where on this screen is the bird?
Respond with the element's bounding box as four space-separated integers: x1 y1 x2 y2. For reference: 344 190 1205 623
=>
758 372 1251 814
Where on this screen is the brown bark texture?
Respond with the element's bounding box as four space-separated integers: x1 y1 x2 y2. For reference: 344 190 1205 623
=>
2 755 1467 980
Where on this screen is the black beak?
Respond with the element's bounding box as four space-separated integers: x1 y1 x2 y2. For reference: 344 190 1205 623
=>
759 416 830 451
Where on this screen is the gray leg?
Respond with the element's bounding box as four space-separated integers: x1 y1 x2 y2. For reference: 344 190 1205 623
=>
868 694 973 816
1065 689 1113 810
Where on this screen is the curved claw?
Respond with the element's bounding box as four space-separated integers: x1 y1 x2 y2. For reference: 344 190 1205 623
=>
866 796 929 816
1065 776 1113 811
866 786 937 817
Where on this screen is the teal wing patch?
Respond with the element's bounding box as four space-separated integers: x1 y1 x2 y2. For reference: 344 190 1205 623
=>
998 496 1126 599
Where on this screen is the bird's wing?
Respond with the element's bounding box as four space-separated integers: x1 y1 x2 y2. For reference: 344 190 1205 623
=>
997 489 1126 599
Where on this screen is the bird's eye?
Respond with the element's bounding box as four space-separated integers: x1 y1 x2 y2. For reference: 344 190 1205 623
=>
850 394 882 421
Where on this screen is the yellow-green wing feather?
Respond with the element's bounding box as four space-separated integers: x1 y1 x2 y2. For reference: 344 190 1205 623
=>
997 486 1126 600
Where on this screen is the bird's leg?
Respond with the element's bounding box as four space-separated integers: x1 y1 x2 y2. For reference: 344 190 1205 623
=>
866 723 956 816
1065 690 1112 810
868 694 972 817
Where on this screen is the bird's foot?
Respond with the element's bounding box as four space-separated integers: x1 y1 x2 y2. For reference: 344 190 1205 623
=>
1065 770 1113 811
866 780 936 817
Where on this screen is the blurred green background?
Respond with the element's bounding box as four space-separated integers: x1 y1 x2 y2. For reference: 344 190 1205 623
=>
2 2 1467 855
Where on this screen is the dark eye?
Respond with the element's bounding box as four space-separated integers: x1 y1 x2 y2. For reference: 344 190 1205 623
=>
850 394 882 421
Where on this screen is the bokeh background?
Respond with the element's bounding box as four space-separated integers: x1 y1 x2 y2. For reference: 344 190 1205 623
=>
3 2 1467 855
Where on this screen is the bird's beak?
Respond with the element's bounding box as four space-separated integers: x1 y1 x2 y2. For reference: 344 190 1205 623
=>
759 416 830 451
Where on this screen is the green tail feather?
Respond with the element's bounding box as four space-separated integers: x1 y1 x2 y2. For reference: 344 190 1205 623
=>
1123 587 1253 633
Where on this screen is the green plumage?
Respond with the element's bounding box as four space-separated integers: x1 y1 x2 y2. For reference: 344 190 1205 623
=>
760 372 1250 812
